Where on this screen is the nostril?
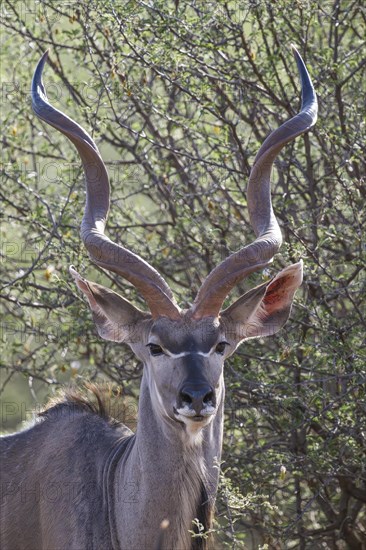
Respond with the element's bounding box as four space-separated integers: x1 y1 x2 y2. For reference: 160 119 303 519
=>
203 391 213 404
180 392 192 405
178 386 216 414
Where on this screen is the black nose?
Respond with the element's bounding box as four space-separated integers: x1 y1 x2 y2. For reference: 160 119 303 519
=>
178 384 215 415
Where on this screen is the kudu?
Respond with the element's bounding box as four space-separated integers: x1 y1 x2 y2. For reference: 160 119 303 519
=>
1 47 317 550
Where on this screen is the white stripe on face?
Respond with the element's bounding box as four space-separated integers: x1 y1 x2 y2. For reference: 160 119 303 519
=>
164 349 212 358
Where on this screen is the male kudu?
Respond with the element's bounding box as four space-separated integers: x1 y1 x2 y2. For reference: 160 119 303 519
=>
0 47 317 549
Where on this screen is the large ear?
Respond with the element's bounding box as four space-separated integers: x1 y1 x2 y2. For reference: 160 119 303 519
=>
221 261 303 346
70 266 151 343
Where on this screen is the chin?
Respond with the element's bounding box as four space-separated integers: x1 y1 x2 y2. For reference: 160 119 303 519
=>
174 409 215 440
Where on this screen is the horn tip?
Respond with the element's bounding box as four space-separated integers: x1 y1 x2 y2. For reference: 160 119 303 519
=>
41 49 50 61
34 50 49 78
290 45 317 118
32 51 50 110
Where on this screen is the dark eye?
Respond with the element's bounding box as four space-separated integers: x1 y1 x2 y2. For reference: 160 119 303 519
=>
147 343 164 356
215 342 228 355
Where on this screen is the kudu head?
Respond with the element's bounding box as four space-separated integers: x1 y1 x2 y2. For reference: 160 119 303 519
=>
31 47 317 439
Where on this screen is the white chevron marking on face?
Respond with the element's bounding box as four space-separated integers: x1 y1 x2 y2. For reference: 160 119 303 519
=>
164 350 212 358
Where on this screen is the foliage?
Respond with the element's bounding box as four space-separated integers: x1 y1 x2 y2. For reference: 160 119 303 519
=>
1 1 365 547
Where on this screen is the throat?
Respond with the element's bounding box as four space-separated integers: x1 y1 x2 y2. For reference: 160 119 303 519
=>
131 373 216 548
164 447 209 550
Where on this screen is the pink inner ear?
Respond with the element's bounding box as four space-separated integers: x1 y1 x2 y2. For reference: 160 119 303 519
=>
263 275 292 314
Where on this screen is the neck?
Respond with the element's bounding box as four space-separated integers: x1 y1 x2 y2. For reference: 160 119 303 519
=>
114 369 224 550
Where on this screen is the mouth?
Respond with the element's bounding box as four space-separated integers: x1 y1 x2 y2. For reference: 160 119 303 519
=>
173 407 215 425
191 415 204 422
